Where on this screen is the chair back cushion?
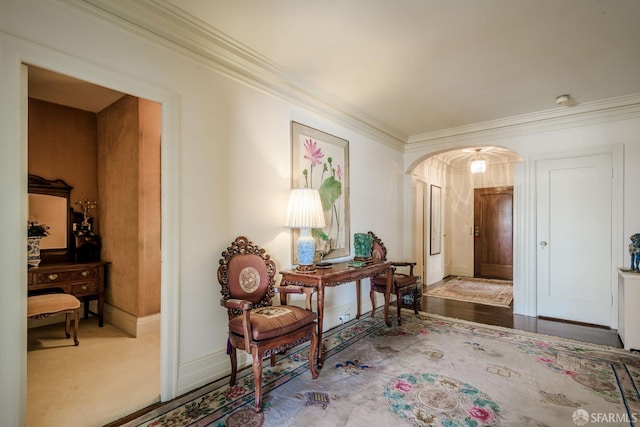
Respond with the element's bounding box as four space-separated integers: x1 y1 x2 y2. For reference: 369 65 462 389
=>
227 253 270 305
218 236 276 317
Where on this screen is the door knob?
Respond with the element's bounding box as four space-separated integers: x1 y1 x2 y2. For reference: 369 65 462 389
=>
540 241 548 247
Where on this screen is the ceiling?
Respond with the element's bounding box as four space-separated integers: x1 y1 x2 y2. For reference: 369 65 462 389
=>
28 65 124 113
164 0 640 139
28 0 640 166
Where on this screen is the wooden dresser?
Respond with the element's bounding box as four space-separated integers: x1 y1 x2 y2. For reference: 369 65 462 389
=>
27 261 108 327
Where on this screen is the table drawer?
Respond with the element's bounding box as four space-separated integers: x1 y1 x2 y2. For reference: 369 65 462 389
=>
70 281 99 296
35 267 98 284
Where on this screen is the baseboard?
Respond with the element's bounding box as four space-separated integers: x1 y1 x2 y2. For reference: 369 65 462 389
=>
104 303 160 337
449 267 473 278
177 348 243 396
28 301 160 337
136 312 161 336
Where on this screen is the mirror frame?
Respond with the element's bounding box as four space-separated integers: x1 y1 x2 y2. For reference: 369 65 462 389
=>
28 174 74 263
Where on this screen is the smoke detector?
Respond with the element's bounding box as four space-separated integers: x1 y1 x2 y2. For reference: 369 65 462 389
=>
556 94 571 106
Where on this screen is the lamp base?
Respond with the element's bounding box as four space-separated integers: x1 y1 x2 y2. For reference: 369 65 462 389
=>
295 264 317 274
296 228 317 273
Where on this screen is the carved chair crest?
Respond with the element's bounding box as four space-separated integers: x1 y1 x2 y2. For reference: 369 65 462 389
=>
217 236 277 319
368 231 387 262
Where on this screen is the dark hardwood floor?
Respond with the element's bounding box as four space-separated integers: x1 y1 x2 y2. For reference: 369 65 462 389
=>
412 280 623 348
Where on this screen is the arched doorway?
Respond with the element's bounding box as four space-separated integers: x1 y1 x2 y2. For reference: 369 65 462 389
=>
408 146 522 290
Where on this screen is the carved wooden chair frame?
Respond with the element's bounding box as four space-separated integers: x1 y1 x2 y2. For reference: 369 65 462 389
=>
368 231 419 325
218 236 318 412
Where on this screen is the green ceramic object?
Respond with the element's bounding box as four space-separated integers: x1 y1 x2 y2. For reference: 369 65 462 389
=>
353 233 373 258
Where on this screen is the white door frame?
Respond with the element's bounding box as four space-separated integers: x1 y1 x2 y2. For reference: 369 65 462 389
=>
0 34 181 425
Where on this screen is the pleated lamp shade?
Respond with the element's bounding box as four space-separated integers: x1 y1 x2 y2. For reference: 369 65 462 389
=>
284 189 326 229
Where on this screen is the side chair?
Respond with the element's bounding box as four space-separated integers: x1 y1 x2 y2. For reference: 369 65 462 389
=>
368 231 420 326
217 236 318 412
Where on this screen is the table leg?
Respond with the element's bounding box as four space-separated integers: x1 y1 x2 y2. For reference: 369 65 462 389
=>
98 294 104 327
384 267 392 327
355 279 361 319
316 286 325 368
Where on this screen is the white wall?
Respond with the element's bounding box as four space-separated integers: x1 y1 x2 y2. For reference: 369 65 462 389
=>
411 157 447 285
0 1 404 424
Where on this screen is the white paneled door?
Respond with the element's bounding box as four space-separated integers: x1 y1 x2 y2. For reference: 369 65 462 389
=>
536 152 612 326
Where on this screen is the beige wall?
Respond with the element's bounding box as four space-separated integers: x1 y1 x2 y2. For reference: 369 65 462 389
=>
97 95 161 318
29 95 161 319
137 98 162 317
28 98 99 228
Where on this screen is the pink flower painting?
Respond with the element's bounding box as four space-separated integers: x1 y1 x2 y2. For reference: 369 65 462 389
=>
293 122 349 260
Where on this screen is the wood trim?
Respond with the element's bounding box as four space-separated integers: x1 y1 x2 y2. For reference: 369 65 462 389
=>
537 316 611 330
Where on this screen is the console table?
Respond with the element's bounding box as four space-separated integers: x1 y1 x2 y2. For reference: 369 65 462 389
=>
280 261 392 367
28 261 109 327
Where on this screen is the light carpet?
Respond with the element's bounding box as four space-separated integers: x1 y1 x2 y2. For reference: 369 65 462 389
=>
426 277 514 307
121 311 640 426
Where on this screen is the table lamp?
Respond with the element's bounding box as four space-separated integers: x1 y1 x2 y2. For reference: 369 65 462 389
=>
284 188 326 272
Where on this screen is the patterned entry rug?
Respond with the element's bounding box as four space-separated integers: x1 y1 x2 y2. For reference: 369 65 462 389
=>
121 311 640 427
426 276 514 307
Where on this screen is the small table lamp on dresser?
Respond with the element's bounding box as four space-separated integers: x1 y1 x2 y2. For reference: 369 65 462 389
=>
284 188 326 273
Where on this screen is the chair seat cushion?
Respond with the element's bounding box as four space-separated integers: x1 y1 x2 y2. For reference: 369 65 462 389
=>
371 274 417 292
27 294 80 317
229 305 317 341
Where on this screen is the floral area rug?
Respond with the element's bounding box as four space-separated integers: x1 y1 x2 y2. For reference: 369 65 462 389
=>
123 311 639 426
426 277 514 307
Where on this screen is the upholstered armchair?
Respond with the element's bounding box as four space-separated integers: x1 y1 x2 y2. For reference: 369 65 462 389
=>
217 236 318 412
368 231 420 325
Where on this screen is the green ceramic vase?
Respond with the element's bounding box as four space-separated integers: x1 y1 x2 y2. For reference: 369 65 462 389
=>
353 233 373 259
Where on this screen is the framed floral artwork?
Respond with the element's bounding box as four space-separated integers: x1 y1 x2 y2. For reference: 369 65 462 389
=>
430 184 442 255
291 121 350 262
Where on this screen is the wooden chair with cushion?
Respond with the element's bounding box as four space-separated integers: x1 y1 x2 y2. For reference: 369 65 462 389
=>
368 231 419 326
217 236 318 412
27 293 80 346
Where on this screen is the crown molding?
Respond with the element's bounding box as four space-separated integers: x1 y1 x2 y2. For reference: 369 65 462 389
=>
54 1 640 154
406 93 640 153
64 0 406 150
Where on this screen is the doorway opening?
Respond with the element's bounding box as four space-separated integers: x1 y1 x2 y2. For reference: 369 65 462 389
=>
410 146 521 303
26 65 162 425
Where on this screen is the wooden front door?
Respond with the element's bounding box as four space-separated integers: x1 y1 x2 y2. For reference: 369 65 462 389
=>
474 186 513 280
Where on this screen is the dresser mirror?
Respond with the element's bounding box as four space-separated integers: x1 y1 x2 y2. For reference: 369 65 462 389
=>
28 174 73 263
